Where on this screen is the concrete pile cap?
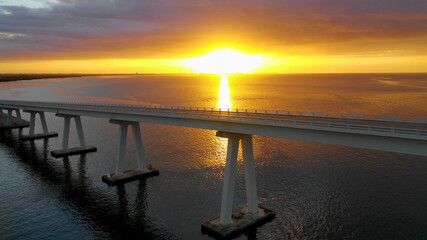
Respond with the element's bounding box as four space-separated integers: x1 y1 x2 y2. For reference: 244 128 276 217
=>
102 168 159 185
201 206 275 239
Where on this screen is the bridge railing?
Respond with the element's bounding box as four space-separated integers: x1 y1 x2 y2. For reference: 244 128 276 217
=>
58 102 425 138
2 99 427 124
1 100 426 138
43 100 427 124
138 109 427 138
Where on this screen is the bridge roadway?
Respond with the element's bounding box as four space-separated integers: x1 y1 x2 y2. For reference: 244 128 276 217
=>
0 100 426 156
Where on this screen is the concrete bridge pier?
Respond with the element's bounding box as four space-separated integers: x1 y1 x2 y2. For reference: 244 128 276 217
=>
51 114 97 158
7 108 21 124
202 131 275 238
102 120 159 185
0 108 29 129
20 110 58 140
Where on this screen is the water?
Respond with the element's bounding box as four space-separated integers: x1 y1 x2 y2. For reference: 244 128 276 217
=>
0 73 426 239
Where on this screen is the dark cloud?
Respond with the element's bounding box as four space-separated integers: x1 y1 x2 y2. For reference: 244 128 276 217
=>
0 0 426 60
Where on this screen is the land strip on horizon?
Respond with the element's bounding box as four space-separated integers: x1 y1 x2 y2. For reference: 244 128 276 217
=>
0 74 133 82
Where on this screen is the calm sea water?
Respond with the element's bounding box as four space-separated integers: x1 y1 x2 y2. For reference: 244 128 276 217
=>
0 73 426 239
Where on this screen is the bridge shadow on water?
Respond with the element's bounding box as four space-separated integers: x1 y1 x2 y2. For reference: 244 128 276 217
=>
0 129 174 239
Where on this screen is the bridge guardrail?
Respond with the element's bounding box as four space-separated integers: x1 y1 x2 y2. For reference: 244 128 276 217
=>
71 103 425 138
136 109 427 138
1 100 426 138
171 112 427 137
33 100 427 124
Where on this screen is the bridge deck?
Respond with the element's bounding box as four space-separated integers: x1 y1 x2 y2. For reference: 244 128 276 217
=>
1 100 426 138
1 100 427 156
150 109 427 129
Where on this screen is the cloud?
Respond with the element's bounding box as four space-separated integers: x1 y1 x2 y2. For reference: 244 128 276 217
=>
0 0 426 61
0 32 26 39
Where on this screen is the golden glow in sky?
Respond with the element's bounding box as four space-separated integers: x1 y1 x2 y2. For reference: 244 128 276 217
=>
1 1 427 73
183 49 263 74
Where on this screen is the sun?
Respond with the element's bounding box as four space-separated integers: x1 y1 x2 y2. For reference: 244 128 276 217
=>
183 49 263 74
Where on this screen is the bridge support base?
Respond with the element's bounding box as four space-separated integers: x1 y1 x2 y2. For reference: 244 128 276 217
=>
202 131 274 238
0 108 29 129
51 146 97 158
102 168 159 185
202 206 275 239
21 110 58 140
51 114 97 158
103 120 158 185
21 132 58 140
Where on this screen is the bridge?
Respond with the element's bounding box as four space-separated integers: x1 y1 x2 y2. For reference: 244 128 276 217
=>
1 100 426 238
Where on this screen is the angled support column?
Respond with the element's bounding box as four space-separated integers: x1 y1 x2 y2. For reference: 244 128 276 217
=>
202 131 275 239
132 123 148 171
242 135 259 214
115 122 128 176
20 110 58 140
7 109 13 125
0 108 29 130
220 136 240 225
61 115 71 150
51 114 96 158
8 108 22 121
74 115 87 148
102 120 159 185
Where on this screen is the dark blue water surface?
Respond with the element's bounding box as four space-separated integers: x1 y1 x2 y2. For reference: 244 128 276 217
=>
0 74 426 239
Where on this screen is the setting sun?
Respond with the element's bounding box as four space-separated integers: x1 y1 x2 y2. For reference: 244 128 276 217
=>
183 49 263 74
1 1 426 239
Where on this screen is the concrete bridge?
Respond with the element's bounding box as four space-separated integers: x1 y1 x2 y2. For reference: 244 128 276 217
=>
1 100 426 238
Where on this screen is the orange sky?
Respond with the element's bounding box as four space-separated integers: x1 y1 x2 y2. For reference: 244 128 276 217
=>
0 0 426 73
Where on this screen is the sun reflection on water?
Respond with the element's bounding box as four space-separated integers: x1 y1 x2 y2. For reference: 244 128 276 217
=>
217 74 232 162
218 74 231 110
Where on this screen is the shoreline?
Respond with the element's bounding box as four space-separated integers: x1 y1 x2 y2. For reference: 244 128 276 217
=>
1 72 426 83
0 74 131 82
